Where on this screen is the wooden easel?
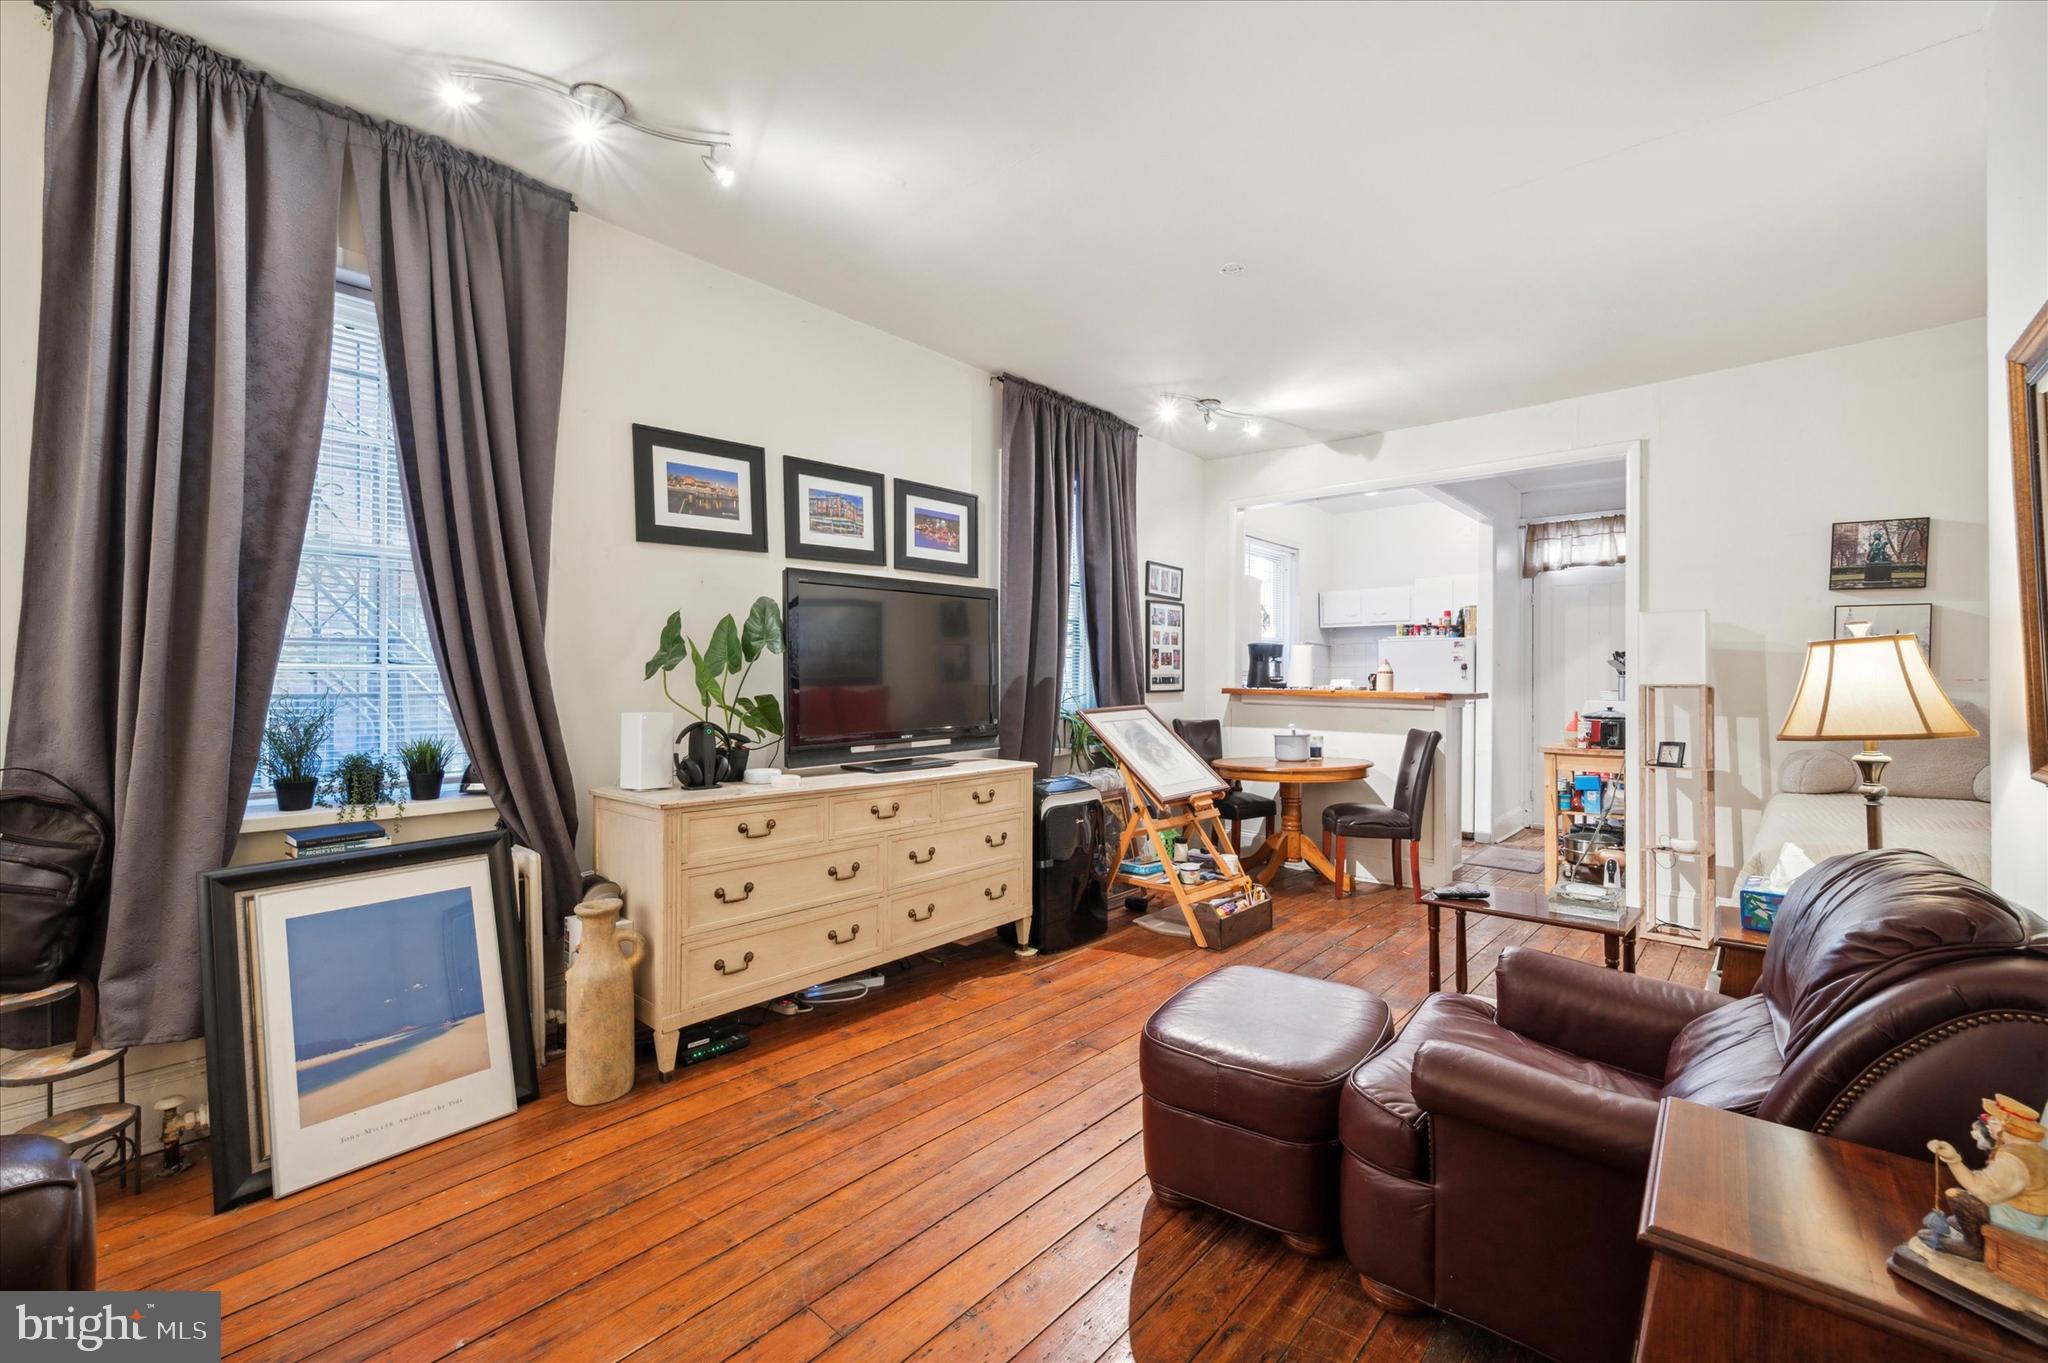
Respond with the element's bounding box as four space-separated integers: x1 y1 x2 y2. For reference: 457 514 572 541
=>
1105 763 1262 949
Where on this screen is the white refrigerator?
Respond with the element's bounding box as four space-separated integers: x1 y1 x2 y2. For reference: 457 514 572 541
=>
1376 637 1480 835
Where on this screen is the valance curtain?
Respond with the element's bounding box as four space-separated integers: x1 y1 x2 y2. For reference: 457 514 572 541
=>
7 0 348 1044
346 132 583 930
1523 514 1627 577
998 376 1143 771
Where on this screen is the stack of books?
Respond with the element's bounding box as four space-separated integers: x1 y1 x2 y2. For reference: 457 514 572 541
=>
284 821 390 859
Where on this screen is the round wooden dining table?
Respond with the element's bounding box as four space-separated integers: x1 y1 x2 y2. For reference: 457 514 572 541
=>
1210 756 1372 887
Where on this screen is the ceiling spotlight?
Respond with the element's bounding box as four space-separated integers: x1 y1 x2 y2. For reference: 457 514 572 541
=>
445 66 735 184
1162 394 1274 439
1155 397 1179 424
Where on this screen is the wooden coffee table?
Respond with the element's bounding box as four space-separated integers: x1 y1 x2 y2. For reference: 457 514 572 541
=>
1210 756 1371 888
1418 885 1641 993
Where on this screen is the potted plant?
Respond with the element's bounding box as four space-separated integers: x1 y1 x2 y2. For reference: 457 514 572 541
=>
261 699 334 811
399 736 453 801
322 751 404 828
644 596 786 785
1060 708 1113 773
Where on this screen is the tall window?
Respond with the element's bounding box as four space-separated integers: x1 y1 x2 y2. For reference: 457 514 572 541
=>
1058 491 1094 716
259 285 464 794
1244 536 1297 642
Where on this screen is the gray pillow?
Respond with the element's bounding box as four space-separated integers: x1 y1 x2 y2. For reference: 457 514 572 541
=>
1884 700 1990 800
1974 765 1991 802
1778 749 1856 794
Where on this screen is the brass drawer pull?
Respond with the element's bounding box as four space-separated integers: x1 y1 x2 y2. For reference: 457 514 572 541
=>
984 883 1009 902
908 903 936 924
971 787 998 805
870 801 901 820
984 830 1009 848
714 881 754 904
907 846 937 865
713 951 755 976
828 924 861 944
738 818 777 840
828 861 862 881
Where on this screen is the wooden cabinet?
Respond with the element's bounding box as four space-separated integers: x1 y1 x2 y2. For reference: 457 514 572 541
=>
592 759 1036 1076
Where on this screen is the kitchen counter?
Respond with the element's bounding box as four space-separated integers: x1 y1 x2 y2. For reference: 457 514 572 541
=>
1220 687 1489 702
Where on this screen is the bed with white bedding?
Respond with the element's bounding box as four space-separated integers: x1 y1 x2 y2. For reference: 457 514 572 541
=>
1738 791 1993 884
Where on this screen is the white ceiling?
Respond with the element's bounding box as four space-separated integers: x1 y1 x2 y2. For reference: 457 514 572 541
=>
117 1 1992 457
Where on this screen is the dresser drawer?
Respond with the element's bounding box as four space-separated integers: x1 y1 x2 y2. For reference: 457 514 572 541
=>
681 799 823 864
937 775 1027 823
889 817 1021 887
684 902 880 1008
829 786 934 838
682 842 880 933
887 862 1028 948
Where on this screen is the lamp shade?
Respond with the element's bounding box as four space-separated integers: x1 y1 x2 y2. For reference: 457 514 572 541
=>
1778 635 1978 741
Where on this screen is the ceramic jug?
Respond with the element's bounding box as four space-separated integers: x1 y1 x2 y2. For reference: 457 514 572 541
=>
565 896 646 1106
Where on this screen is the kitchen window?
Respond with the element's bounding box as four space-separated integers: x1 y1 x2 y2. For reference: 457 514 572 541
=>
1244 536 1297 642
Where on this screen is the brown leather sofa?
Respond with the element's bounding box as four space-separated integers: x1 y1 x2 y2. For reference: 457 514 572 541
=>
0 1133 97 1290
1339 849 2048 1363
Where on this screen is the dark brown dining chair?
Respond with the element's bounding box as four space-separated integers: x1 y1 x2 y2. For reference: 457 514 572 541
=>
1170 718 1276 856
1320 728 1440 901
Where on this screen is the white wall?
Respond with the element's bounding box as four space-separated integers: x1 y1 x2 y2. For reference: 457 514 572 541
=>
1135 435 1211 729
1201 320 1989 890
1985 0 2048 911
1323 499 1483 593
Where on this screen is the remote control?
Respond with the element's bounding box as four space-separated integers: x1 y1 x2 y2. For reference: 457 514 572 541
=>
1431 886 1491 901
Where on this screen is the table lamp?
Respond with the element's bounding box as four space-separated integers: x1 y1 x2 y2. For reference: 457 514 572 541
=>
1777 635 1977 849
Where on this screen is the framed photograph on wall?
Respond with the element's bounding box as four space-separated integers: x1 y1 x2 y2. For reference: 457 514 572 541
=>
1145 560 1183 601
783 457 885 566
1080 705 1227 805
1834 602 1933 663
893 479 979 577
1828 517 1929 590
1147 599 1185 692
198 832 536 1211
633 423 767 552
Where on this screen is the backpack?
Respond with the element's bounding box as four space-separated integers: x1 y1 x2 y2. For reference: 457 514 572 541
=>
0 768 110 992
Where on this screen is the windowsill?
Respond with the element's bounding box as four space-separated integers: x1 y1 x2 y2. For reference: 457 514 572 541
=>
240 792 497 835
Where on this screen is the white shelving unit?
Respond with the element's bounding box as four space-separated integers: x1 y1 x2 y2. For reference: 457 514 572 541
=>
1639 682 1718 948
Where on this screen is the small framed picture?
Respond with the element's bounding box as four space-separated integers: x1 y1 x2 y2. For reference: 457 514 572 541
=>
894 479 979 577
1145 560 1183 600
1147 599 1185 692
1654 741 1687 768
633 424 767 552
1834 602 1933 663
783 457 885 566
1829 517 1929 590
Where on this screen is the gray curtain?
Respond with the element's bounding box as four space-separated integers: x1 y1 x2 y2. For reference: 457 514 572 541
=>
6 0 347 1044
997 375 1143 772
346 131 582 929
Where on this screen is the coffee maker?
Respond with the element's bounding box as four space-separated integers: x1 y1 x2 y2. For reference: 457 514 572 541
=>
1247 643 1287 688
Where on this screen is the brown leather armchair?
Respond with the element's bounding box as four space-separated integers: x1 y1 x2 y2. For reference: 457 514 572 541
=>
1339 849 2048 1363
0 1133 97 1290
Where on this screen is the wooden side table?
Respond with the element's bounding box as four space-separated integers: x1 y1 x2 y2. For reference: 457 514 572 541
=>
1636 1100 2047 1362
1711 904 1771 998
1541 744 1625 893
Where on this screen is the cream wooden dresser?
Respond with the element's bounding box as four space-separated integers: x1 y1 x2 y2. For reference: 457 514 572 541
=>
590 759 1036 1077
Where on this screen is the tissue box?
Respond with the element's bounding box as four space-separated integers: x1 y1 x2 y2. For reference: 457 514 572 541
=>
1737 875 1786 934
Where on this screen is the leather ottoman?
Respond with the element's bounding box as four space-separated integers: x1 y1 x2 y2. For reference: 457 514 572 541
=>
1139 964 1394 1255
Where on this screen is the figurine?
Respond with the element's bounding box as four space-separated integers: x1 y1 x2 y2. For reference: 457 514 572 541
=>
1921 1094 2048 1261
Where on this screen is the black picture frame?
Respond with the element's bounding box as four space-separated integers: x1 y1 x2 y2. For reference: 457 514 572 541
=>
782 456 886 566
1145 560 1184 601
1146 599 1185 693
1827 517 1929 590
893 479 980 578
1654 741 1687 768
633 423 767 552
198 831 536 1213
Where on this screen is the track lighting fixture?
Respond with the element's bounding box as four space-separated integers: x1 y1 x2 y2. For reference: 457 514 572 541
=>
443 66 736 186
1154 394 1271 438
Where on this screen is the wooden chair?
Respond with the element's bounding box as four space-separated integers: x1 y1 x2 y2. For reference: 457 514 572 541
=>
1321 728 1440 901
1171 718 1276 855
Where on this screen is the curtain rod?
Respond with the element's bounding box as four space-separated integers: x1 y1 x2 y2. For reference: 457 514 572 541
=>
1520 510 1625 527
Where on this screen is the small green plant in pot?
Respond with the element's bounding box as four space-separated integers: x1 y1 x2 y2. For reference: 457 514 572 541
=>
1060 709 1113 773
322 752 404 829
645 596 786 782
261 699 335 811
399 736 453 802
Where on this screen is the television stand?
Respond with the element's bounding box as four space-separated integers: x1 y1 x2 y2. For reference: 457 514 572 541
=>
843 755 958 772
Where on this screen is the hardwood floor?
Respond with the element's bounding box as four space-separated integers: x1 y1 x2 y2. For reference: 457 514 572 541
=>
96 844 1708 1362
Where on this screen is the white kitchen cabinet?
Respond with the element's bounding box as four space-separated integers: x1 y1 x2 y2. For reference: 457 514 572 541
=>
1361 586 1411 624
1318 589 1366 627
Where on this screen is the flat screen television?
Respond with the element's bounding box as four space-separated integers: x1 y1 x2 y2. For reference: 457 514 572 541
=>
783 568 999 765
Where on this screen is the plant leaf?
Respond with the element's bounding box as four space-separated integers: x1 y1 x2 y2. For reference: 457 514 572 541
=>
688 638 724 712
644 610 686 679
746 692 784 738
742 596 784 661
706 615 743 675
